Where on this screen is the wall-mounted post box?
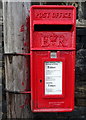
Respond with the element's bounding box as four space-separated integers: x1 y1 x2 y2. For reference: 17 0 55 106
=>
30 5 76 112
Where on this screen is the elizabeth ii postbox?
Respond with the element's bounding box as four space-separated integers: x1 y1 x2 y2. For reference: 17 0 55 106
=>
30 5 76 112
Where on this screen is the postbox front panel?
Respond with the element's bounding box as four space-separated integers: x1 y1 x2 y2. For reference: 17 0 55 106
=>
30 5 76 51
30 5 76 112
31 51 75 112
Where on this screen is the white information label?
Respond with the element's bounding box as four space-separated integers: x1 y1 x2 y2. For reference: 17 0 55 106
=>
45 61 62 95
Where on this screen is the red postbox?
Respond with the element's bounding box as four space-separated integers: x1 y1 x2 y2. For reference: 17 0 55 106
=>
30 5 76 112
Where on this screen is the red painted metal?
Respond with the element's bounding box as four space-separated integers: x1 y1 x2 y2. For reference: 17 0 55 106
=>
21 91 31 94
16 53 31 56
30 5 76 112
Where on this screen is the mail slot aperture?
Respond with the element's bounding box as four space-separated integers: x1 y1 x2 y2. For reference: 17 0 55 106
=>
34 24 73 31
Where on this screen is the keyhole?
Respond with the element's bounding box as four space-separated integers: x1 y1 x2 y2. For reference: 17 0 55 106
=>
40 80 42 83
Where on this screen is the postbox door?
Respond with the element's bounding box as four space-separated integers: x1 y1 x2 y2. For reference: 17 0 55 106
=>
32 50 75 110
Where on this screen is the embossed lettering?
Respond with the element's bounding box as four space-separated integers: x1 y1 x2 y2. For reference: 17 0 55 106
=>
52 13 59 18
41 33 68 47
58 35 67 47
35 12 72 19
41 35 50 47
52 13 71 18
63 13 71 18
36 13 50 18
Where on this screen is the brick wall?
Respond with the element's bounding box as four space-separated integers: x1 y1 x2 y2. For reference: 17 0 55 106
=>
76 28 86 107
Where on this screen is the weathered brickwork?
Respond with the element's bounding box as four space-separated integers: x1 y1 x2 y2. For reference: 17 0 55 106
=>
75 28 86 109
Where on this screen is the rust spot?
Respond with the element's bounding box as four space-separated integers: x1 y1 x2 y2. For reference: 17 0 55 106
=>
20 25 25 32
20 105 24 109
22 82 24 86
20 97 29 109
26 16 30 31
24 42 27 46
8 56 13 64
25 98 29 105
